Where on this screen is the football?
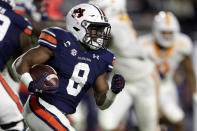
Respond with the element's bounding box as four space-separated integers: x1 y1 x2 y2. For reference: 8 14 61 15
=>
29 64 59 87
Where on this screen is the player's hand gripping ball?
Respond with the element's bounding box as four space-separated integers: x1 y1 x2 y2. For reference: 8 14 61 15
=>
28 64 59 94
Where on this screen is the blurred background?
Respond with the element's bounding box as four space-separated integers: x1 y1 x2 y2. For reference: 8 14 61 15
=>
40 0 197 38
14 0 197 131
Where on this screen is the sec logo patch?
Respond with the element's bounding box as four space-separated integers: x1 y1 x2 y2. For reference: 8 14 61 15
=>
71 49 77 56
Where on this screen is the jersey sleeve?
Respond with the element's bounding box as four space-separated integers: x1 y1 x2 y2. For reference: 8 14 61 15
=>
9 11 32 35
14 3 27 15
103 49 116 72
22 17 32 35
177 33 193 56
109 56 116 72
14 0 36 15
38 27 58 50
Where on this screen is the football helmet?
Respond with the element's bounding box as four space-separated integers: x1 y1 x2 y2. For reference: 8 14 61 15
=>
66 3 111 50
1 0 15 8
152 11 180 48
89 0 126 16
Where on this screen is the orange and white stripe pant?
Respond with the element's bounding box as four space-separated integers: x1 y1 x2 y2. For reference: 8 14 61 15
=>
24 95 76 131
0 73 24 130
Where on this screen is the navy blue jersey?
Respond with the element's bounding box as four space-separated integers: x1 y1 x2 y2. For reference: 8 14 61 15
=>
38 27 116 114
0 1 32 71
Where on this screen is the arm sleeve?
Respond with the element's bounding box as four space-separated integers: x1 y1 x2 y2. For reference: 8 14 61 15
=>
10 11 32 35
106 50 116 72
96 50 116 77
107 56 116 72
38 27 58 50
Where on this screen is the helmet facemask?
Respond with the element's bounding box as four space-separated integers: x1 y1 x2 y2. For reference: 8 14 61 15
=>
155 30 176 48
81 20 111 50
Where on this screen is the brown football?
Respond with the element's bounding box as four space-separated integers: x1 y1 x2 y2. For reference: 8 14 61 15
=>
29 64 59 87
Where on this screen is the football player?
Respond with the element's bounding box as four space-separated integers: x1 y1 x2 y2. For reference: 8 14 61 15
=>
6 0 66 106
139 11 196 131
14 0 40 21
12 3 125 131
0 0 32 130
89 0 160 131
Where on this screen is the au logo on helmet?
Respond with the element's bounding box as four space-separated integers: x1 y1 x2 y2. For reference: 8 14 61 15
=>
72 8 85 18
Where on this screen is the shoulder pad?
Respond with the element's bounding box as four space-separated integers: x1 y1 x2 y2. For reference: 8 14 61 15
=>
38 27 73 49
175 33 193 55
43 27 74 40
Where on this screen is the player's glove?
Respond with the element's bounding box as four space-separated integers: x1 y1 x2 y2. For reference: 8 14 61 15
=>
111 74 125 94
28 73 58 94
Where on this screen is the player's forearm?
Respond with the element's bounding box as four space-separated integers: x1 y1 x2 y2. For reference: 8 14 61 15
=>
186 73 196 93
183 56 196 93
185 66 196 93
13 56 31 75
12 57 25 77
12 56 33 87
97 90 116 110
